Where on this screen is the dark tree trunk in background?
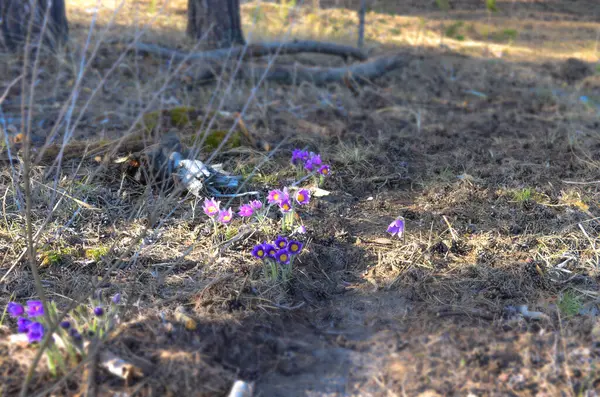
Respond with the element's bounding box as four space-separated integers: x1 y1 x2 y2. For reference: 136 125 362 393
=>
187 0 245 49
0 0 69 52
357 0 366 48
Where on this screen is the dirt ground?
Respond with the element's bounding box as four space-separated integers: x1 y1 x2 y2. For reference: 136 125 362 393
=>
1 0 600 396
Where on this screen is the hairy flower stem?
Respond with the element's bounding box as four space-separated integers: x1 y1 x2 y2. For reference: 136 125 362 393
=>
282 210 295 233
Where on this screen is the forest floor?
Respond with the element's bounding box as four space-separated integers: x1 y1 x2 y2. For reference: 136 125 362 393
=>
1 0 600 396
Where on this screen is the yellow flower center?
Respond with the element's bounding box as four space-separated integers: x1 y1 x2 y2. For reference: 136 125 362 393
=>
208 207 216 213
223 215 231 221
297 193 305 202
322 168 329 175
290 244 298 252
273 193 280 200
281 254 288 261
258 250 264 256
283 203 290 210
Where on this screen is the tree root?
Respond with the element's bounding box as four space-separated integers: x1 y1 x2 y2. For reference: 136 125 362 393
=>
132 41 408 86
133 39 368 62
187 53 409 85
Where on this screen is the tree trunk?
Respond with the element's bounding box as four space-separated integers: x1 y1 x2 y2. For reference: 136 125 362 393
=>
357 0 366 48
0 0 69 52
187 0 245 49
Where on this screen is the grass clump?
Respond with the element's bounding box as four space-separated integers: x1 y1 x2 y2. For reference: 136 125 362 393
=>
558 290 583 317
512 187 533 203
40 247 76 268
445 21 465 40
85 246 110 262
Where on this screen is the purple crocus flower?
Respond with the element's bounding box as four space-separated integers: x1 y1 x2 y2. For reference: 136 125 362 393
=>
112 293 121 304
26 300 44 317
69 328 82 340
7 302 24 317
275 249 291 264
250 200 263 210
291 149 309 165
295 225 307 235
238 204 254 217
218 208 233 224
274 236 288 249
309 153 322 166
295 189 311 205
267 189 285 205
287 240 304 254
94 307 104 317
59 321 71 330
251 244 266 259
263 244 277 258
202 198 220 217
27 322 44 343
17 317 32 333
279 199 292 213
387 217 405 238
305 153 323 172
318 164 331 176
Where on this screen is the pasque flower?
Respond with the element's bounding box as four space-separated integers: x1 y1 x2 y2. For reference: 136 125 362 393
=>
274 236 288 249
287 240 304 254
17 317 32 333
218 208 233 224
238 204 254 217
387 217 405 238
291 149 309 165
7 302 24 317
318 164 331 176
252 244 266 259
263 243 277 258
275 249 291 264
295 189 311 205
249 200 263 210
26 300 44 317
267 189 285 204
203 198 220 217
304 153 323 171
279 199 292 213
27 322 44 343
295 225 306 234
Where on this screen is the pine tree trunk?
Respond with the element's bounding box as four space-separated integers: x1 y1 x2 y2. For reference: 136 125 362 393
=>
187 0 245 49
0 0 69 52
357 0 366 48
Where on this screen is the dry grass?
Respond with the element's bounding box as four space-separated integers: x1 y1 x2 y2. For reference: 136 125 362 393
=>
0 0 600 396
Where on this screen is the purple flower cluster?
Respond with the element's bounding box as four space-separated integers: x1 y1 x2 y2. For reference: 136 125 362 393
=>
7 301 45 343
238 200 262 218
6 293 122 345
203 198 234 224
252 236 304 264
204 198 264 223
267 188 311 213
291 149 331 176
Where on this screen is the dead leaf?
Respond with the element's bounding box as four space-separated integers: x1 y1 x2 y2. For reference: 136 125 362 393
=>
312 187 330 197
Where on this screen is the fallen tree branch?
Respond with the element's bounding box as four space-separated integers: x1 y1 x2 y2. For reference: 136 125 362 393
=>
188 53 409 86
133 40 368 62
